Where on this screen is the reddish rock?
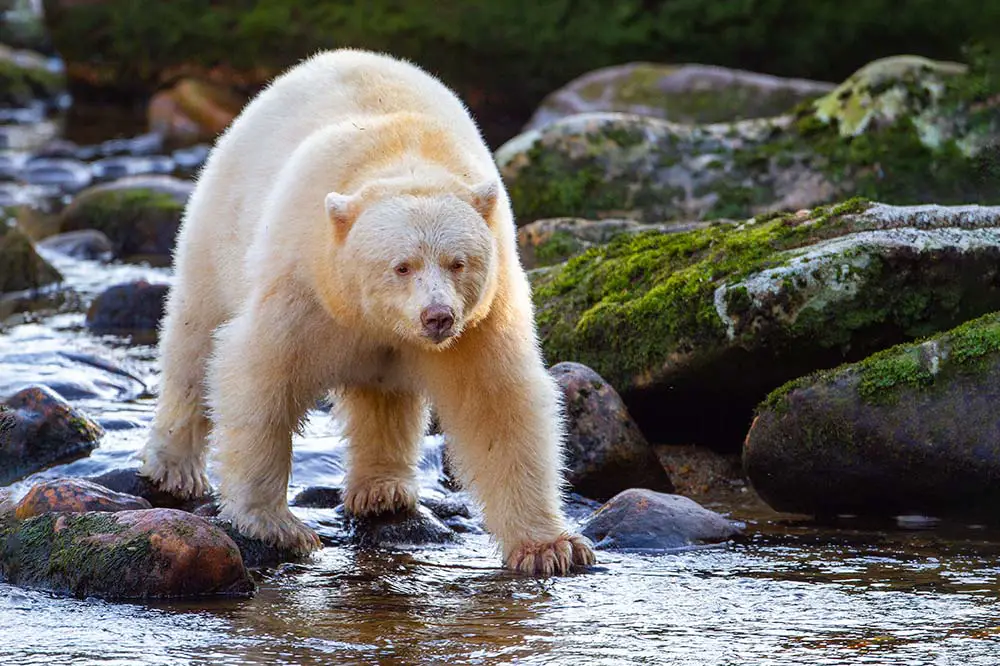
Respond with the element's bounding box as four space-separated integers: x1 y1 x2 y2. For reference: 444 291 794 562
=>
14 478 151 519
0 508 255 600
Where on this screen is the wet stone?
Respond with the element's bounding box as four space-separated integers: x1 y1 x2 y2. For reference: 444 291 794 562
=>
98 133 164 157
37 229 114 261
34 139 79 159
90 156 175 182
21 157 91 192
580 488 744 551
350 504 457 548
13 477 151 519
85 280 170 341
208 518 309 569
0 152 28 180
290 486 343 508
171 144 211 171
0 509 255 600
0 385 103 486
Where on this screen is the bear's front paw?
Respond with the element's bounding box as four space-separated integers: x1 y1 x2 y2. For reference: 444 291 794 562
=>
140 453 212 500
343 476 418 517
221 505 322 555
505 533 597 576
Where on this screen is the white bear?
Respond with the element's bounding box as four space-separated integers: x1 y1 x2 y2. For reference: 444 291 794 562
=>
139 48 596 575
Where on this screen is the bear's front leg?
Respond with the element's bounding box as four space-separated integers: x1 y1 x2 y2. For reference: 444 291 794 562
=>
339 388 427 516
422 317 596 576
207 293 325 555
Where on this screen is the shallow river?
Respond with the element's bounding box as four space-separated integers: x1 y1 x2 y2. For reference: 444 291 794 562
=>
0 190 999 666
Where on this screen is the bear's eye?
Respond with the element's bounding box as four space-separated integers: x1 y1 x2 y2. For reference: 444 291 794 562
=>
450 259 466 272
394 263 411 276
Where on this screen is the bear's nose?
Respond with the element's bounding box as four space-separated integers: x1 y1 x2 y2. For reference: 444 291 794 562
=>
420 304 455 342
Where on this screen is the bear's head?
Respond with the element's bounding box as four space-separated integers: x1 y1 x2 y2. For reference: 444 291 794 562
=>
325 180 499 350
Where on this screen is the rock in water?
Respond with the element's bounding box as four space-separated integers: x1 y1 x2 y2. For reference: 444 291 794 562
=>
580 488 743 551
0 386 103 485
745 311 1000 522
0 509 255 600
550 362 673 501
349 505 457 548
532 201 1000 449
14 478 151 518
85 280 170 342
87 468 211 510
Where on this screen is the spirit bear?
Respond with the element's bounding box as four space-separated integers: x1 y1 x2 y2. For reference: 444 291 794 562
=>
139 49 596 575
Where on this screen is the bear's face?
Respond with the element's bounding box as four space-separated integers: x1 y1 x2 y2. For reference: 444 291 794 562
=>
336 193 497 349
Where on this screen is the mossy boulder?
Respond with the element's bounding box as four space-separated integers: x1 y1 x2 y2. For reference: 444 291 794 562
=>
58 176 191 262
532 201 1000 449
0 45 64 106
499 54 1000 226
0 222 61 294
525 63 835 131
518 217 716 269
745 311 1000 521
0 509 255 600
0 385 103 485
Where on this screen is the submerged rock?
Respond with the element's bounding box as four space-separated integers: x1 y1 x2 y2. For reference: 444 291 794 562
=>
580 488 743 551
0 386 103 485
13 478 151 519
0 222 61 294
500 55 998 225
349 505 457 548
745 311 1000 521
525 62 834 131
58 176 191 261
290 486 342 508
0 509 254 600
532 201 1000 448
85 280 170 342
551 362 673 501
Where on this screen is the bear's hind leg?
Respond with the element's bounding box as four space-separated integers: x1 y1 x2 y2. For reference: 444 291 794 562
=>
340 388 427 516
140 284 220 499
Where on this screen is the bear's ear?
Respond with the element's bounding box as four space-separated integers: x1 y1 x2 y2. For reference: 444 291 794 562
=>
325 192 359 236
469 179 499 221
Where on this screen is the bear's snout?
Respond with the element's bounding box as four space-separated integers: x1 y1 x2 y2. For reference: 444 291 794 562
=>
420 304 455 343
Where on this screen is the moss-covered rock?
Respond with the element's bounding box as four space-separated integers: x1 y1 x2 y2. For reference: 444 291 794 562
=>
0 509 255 600
499 54 1000 226
518 217 717 269
0 385 102 485
58 176 191 262
0 221 61 294
745 311 1000 521
525 63 835 131
0 45 64 106
532 201 1000 449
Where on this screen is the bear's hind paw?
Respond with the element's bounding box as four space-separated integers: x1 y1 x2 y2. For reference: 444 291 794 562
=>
505 533 597 576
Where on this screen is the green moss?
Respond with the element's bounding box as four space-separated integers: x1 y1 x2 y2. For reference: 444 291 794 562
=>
0 223 61 294
533 230 585 266
0 56 64 106
760 311 1000 412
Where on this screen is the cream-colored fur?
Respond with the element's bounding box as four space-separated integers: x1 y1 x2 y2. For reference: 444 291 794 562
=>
139 48 595 576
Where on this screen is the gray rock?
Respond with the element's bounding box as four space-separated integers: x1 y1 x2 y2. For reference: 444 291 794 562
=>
581 488 743 551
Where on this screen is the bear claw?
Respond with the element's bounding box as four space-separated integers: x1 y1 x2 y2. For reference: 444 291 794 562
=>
140 455 212 500
506 533 596 576
220 505 322 554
